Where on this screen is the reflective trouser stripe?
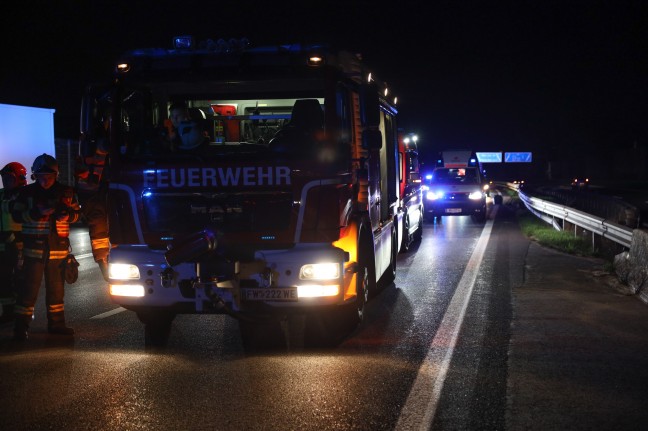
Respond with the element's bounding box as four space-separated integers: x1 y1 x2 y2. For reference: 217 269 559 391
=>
0 297 16 305
48 303 65 314
14 304 34 317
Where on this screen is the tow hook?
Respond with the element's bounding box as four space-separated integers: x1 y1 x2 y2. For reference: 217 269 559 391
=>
160 267 176 287
204 285 227 311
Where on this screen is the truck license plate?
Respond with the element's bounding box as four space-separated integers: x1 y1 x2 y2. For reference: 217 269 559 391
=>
242 288 298 301
446 208 462 213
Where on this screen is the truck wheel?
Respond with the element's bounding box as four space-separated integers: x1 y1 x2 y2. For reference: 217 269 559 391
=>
381 226 398 288
304 232 371 347
328 240 370 332
413 210 423 242
344 262 368 326
400 215 411 253
305 270 367 348
137 310 175 348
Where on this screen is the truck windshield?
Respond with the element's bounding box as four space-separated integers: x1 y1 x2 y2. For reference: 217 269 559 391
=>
92 85 328 162
431 168 480 184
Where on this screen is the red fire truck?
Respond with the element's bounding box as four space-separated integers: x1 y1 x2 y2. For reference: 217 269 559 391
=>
397 132 424 252
80 36 406 348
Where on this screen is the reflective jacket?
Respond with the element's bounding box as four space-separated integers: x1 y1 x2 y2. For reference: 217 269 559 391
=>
0 188 22 253
75 149 107 197
11 182 80 260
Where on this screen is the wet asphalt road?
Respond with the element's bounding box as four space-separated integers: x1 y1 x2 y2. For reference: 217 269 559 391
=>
2 200 648 430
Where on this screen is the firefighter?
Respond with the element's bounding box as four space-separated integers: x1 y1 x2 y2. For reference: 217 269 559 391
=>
75 122 110 281
11 154 81 340
162 102 210 152
0 162 27 323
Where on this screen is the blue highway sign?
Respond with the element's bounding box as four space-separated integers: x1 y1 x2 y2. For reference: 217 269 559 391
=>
505 152 532 163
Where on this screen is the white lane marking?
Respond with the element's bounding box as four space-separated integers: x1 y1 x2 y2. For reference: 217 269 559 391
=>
75 252 94 260
396 207 497 430
91 307 126 319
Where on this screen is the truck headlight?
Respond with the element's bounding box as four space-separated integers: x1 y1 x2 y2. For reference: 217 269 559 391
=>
109 263 140 280
297 285 340 298
469 191 484 200
300 262 340 280
109 284 145 297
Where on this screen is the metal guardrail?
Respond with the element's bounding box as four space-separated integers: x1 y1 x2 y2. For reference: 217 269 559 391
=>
501 182 634 249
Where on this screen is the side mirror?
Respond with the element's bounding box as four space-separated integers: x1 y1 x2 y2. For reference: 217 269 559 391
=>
360 82 380 128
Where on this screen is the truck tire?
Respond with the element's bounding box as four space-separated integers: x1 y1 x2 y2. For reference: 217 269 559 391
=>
304 264 368 348
380 226 398 288
304 223 371 347
413 209 423 243
400 215 411 253
344 257 369 326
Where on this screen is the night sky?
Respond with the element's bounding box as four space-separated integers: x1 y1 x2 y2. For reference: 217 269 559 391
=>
2 1 647 171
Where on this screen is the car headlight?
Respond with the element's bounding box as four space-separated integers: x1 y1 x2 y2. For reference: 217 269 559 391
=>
109 263 141 280
426 190 444 200
299 262 340 280
469 191 484 200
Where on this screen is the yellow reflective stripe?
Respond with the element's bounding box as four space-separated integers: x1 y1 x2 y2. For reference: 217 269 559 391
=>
22 221 50 235
91 237 110 249
14 305 34 316
24 249 44 259
0 297 16 305
55 221 70 236
49 250 69 259
47 303 65 313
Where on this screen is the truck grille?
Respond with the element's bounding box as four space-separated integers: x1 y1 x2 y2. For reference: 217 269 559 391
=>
143 192 293 234
442 192 469 201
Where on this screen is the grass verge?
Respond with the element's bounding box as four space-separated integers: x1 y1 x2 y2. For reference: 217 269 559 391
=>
517 210 599 258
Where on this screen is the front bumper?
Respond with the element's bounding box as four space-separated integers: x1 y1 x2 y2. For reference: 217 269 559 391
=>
107 243 357 315
425 197 486 216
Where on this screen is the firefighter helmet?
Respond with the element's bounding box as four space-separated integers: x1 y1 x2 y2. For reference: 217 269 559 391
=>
177 121 204 150
1 162 27 179
31 153 59 175
1 162 28 187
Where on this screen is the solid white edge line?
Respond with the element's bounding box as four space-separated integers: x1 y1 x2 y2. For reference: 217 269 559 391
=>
91 307 126 319
396 206 497 430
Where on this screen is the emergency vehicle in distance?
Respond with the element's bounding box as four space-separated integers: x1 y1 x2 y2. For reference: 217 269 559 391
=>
80 36 409 348
423 150 489 223
397 132 424 252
